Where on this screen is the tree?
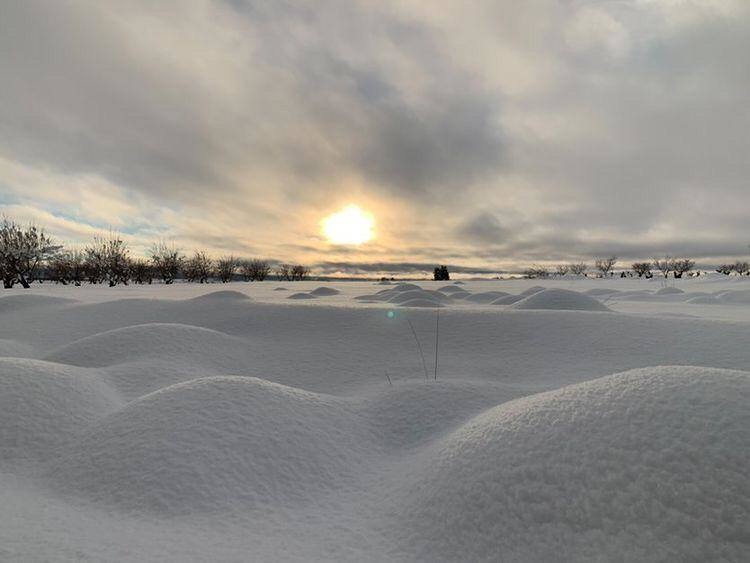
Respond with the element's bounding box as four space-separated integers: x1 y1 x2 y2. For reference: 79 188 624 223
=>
0 218 58 288
652 256 674 279
240 259 271 281
433 265 450 281
216 255 239 283
150 242 183 284
716 264 734 275
130 259 153 284
733 261 749 275
84 234 131 287
672 258 695 278
276 264 293 281
48 251 84 285
595 256 617 277
523 265 549 279
631 262 652 278
184 251 213 283
291 264 310 281
568 262 587 276
555 264 569 277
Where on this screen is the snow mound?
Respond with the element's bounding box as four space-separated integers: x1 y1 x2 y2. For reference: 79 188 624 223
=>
510 288 611 311
464 291 509 304
388 289 451 304
398 298 444 308
0 358 121 464
0 338 34 357
437 285 469 295
453 281 465 285
656 286 685 295
688 295 721 305
392 283 422 292
287 292 317 300
47 376 371 514
519 285 546 296
490 294 525 305
716 290 750 304
309 286 340 296
273 287 288 291
44 323 249 368
189 290 251 302
585 288 620 296
0 294 77 313
396 366 750 561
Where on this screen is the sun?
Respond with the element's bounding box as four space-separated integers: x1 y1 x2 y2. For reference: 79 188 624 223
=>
322 205 375 245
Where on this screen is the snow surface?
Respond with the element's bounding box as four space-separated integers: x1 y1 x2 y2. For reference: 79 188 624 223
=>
1 276 749 561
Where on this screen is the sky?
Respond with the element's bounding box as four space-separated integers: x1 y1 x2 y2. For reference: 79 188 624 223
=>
1 0 749 276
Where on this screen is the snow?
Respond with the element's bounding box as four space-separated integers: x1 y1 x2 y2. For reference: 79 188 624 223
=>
1 276 749 561
510 288 611 311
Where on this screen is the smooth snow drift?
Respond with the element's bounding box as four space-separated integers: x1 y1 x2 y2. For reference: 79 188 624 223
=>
394 366 750 562
1 277 749 561
511 288 611 311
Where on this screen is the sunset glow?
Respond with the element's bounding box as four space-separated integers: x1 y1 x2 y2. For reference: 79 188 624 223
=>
322 205 375 246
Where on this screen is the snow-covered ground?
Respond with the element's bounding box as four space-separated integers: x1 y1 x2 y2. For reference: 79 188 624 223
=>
1 275 749 561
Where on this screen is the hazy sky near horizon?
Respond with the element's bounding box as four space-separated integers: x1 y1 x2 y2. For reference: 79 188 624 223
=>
1 0 749 274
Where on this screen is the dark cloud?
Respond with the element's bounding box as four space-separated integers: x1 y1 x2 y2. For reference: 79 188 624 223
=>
1 0 750 270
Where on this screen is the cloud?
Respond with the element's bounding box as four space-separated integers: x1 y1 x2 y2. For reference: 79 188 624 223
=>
1 0 749 271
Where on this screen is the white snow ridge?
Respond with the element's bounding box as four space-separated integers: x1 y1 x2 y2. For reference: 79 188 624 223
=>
0 279 749 561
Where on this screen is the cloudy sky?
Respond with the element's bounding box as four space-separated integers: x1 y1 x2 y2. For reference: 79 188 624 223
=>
1 0 749 275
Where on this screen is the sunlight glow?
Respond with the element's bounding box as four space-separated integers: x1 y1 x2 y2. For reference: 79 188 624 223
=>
322 205 375 245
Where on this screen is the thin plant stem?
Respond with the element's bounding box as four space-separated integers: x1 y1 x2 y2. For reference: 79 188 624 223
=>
407 318 429 380
434 308 440 380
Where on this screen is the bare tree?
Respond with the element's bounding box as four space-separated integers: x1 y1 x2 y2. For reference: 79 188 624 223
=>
0 218 59 288
523 265 549 279
291 264 310 281
240 259 271 281
48 251 85 285
276 264 293 281
150 242 183 284
733 261 749 275
672 258 695 278
594 256 617 277
716 264 734 275
84 234 131 287
652 256 675 279
631 262 652 278
216 255 239 283
184 251 213 283
569 262 587 276
555 264 570 277
130 259 153 284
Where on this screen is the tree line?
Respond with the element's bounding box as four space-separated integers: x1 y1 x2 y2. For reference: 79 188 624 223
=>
524 255 749 279
0 218 309 289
